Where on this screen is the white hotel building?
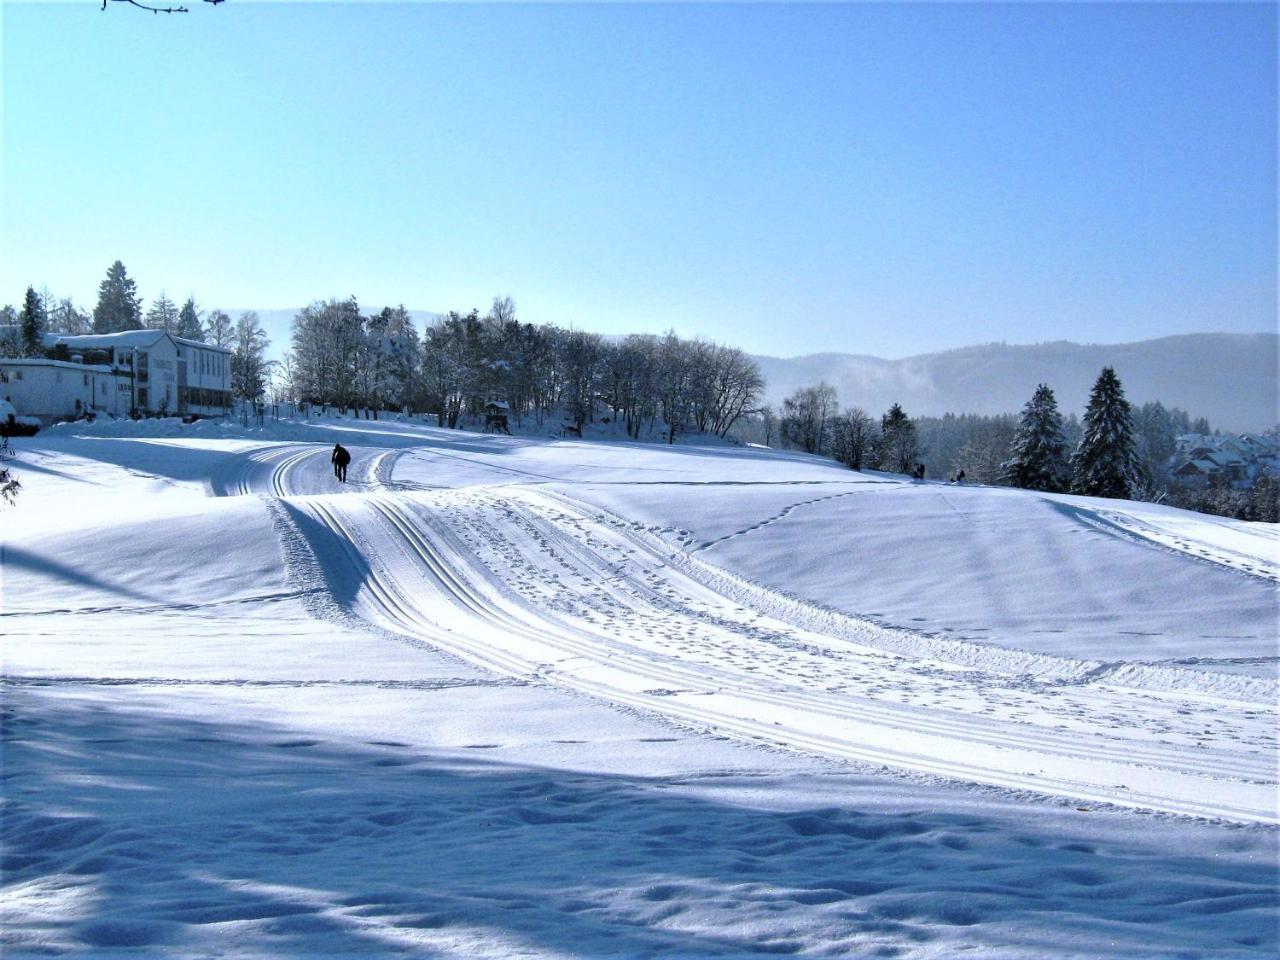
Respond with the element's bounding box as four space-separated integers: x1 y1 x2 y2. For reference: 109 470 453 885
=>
0 330 232 423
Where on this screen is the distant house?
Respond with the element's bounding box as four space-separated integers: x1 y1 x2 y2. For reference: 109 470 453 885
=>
1170 458 1219 485
1171 432 1279 489
48 330 232 417
0 358 131 422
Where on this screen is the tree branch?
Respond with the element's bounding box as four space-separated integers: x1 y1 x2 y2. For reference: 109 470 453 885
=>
103 0 191 12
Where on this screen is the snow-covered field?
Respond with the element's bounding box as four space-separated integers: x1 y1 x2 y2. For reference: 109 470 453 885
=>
3 416 1276 958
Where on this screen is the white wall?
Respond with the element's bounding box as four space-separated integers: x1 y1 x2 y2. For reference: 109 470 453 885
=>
0 362 129 421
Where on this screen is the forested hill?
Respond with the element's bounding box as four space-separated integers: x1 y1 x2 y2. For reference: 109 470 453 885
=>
753 334 1278 432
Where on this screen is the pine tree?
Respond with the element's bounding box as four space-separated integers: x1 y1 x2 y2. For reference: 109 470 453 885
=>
19 286 45 358
93 262 141 333
145 293 180 334
1002 384 1069 491
93 261 142 333
1071 367 1141 499
176 297 205 341
877 403 918 474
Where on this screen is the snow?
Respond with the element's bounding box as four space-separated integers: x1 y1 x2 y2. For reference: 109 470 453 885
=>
0 357 114 373
574 481 1278 665
50 330 169 349
2 416 1277 958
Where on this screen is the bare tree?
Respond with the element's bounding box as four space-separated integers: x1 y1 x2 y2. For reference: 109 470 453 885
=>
204 310 235 350
831 406 877 470
781 382 838 454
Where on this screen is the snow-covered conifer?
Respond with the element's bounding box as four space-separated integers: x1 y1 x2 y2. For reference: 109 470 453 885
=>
92 261 142 333
1071 367 1141 499
1001 384 1069 491
176 297 205 341
876 402 918 474
145 293 180 335
18 286 45 358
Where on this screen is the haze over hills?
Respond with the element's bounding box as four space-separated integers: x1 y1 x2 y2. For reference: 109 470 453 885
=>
240 309 1274 433
754 333 1278 433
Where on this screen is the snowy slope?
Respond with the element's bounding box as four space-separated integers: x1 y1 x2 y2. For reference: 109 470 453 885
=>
3 417 1277 958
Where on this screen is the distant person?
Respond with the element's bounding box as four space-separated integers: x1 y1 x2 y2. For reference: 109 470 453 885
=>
914 463 926 480
953 469 966 484
331 443 351 483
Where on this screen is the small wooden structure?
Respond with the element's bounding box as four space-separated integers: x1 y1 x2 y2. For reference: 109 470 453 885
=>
483 399 512 435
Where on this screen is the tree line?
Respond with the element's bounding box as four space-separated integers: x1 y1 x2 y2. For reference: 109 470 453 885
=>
281 296 765 442
739 369 1244 506
6 262 766 441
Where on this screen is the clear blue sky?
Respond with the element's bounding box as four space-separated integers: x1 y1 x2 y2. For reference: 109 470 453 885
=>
2 1 1275 358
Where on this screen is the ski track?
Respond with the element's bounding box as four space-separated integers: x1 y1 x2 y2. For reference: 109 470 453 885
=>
216 442 1278 824
0 675 521 691
1089 507 1280 585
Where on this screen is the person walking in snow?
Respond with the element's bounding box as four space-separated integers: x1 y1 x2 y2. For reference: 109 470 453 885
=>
331 443 351 483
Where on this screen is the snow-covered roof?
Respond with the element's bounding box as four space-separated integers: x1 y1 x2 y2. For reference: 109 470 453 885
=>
174 335 231 354
48 329 231 355
1204 451 1245 467
1173 458 1219 475
0 357 115 373
53 330 167 349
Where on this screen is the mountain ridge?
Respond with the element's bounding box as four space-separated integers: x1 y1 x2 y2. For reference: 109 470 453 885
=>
751 332 1277 432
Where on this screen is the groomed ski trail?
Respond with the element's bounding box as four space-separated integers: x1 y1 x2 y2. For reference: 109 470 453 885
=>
278 484 1276 825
